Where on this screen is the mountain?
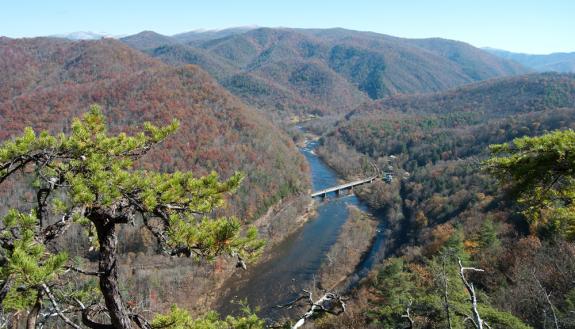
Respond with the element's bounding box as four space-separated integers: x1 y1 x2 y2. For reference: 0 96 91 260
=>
121 27 530 122
50 31 118 40
347 72 575 119
319 72 575 208
146 44 239 80
0 37 308 220
172 26 258 44
485 48 575 73
120 30 180 50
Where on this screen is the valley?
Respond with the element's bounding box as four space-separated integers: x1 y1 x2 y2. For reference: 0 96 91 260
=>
1 23 575 329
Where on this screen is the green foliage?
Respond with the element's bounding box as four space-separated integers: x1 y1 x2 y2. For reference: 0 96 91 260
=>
368 258 418 327
442 228 469 261
478 305 533 329
479 218 501 250
366 254 531 328
486 129 575 239
0 210 67 311
373 258 416 306
151 305 264 329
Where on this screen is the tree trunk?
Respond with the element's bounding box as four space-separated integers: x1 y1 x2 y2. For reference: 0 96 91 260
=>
0 275 14 306
94 220 132 329
8 312 20 329
26 289 42 329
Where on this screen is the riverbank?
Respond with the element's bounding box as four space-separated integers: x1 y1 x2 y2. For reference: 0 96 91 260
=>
251 194 316 253
316 205 379 290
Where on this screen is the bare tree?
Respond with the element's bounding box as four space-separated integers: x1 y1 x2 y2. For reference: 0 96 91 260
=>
458 258 489 329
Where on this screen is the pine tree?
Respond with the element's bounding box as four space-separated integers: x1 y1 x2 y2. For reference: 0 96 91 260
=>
0 106 264 329
485 129 575 239
479 218 500 250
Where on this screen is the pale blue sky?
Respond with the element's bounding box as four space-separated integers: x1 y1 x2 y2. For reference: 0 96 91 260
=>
1 0 573 54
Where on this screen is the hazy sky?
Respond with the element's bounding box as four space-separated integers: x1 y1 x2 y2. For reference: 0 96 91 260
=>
1 0 573 54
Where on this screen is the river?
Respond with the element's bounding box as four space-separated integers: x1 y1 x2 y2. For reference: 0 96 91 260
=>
217 140 388 321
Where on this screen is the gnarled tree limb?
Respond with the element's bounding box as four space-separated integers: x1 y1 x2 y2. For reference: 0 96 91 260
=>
277 289 346 329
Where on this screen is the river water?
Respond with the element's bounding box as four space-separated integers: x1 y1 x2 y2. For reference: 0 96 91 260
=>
217 141 387 321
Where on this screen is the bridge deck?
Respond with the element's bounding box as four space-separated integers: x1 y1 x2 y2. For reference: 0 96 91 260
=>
311 176 377 197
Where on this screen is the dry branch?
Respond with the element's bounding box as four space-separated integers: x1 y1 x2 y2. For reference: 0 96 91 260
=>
458 258 487 329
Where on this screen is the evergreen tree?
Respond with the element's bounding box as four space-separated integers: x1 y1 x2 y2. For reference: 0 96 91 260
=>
0 106 264 329
479 218 500 250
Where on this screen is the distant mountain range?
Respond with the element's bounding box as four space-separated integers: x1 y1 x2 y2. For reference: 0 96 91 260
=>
48 27 260 42
50 31 122 40
118 27 529 121
485 48 575 73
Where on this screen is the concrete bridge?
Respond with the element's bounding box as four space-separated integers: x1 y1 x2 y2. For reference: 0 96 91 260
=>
311 176 378 198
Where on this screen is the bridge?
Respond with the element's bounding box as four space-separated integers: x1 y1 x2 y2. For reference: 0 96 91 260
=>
311 176 378 198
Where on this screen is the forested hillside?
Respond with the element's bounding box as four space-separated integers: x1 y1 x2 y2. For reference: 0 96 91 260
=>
314 73 575 328
120 28 529 122
0 37 308 221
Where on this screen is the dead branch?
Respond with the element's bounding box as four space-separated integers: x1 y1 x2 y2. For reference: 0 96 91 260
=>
64 266 103 277
277 289 346 329
458 258 487 329
129 313 152 329
41 206 84 243
73 299 114 329
533 271 560 329
401 299 414 329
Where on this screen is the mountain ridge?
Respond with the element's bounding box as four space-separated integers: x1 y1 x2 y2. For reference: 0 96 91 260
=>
119 27 530 122
485 47 575 73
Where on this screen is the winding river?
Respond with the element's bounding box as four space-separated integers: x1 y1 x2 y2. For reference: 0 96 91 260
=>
217 141 388 321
